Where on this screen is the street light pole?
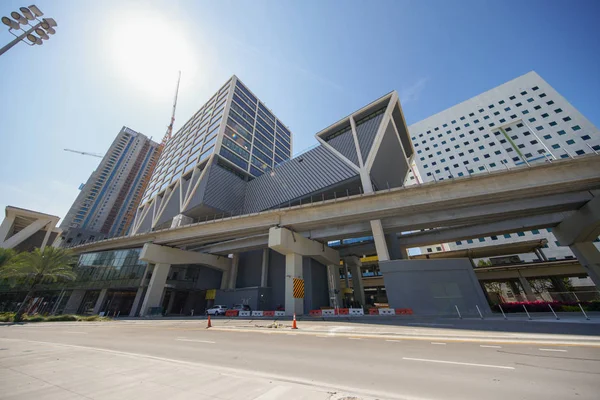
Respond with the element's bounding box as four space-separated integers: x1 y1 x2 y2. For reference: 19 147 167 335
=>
0 20 41 56
1 5 56 57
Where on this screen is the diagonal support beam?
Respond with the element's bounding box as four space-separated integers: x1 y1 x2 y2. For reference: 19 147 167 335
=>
554 194 600 246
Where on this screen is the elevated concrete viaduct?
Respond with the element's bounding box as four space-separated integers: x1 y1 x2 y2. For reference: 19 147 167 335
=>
70 156 600 313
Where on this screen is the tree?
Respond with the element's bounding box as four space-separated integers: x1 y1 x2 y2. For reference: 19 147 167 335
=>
0 247 77 322
0 248 16 270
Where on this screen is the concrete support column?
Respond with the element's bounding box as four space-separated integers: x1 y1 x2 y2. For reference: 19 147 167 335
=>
285 253 303 316
518 274 537 301
260 248 269 287
229 254 239 289
569 242 600 291
509 281 524 302
327 264 342 309
370 219 390 262
385 233 404 260
92 288 108 315
166 291 176 314
350 264 366 307
63 289 86 315
129 287 145 317
343 261 350 288
139 263 170 317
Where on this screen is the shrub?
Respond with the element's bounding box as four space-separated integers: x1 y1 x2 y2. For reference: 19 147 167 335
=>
586 301 600 312
0 312 15 322
46 315 78 322
24 316 45 322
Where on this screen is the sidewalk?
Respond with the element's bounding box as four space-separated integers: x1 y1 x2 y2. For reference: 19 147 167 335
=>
0 338 365 400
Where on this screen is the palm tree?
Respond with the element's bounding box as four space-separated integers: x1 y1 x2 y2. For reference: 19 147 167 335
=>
0 247 77 322
0 248 16 270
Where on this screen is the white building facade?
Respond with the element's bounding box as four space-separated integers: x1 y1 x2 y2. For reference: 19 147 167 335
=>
406 71 600 261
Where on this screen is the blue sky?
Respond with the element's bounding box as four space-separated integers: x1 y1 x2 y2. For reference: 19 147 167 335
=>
1 0 599 220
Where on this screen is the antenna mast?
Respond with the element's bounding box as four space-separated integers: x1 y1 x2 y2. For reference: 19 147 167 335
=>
162 70 181 147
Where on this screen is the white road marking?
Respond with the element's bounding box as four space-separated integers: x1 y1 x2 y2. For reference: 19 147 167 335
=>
286 333 298 336
386 340 402 343
539 348 567 352
480 345 502 348
316 335 330 338
62 331 87 334
176 338 215 344
348 337 362 340
431 342 446 345
402 357 515 370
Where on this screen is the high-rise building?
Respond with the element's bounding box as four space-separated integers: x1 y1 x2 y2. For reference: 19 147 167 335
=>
60 127 160 245
131 75 294 234
407 71 600 261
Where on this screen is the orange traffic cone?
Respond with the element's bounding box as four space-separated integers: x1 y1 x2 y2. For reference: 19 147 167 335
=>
292 313 298 329
207 315 212 328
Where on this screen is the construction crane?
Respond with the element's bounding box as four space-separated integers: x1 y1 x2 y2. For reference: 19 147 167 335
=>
119 71 182 233
64 148 103 158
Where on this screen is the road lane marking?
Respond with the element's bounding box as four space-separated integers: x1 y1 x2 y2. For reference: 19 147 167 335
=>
539 348 567 352
348 337 363 340
386 340 402 342
402 357 515 370
286 333 298 336
431 342 446 345
316 335 330 338
176 338 215 344
61 331 87 334
480 345 501 348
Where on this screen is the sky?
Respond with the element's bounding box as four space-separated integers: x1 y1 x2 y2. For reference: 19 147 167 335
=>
1 0 599 221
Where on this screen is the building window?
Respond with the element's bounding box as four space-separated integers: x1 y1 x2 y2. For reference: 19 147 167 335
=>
504 234 511 239
456 241 462 245
517 232 525 237
572 125 581 131
566 139 575 145
558 130 566 135
509 96 516 100
536 126 544 131
549 121 557 126
539 93 547 98
563 116 572 122
543 134 552 139
520 91 527 95
527 98 534 103
478 238 485 242
581 135 591 140
552 144 561 149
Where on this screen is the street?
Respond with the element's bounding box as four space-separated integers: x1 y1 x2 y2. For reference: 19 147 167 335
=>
1 319 600 399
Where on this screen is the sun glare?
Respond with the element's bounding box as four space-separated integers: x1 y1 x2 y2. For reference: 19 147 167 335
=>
107 9 197 98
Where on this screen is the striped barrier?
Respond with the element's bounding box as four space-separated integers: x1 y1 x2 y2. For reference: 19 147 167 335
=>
263 310 275 317
274 311 285 317
378 308 395 316
251 310 263 317
309 309 322 317
321 309 336 317
337 308 349 315
395 308 414 315
239 310 251 317
349 308 364 316
368 308 379 315
225 310 239 317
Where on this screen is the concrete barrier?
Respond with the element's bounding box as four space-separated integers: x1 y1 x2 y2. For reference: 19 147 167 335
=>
239 310 251 317
321 309 336 317
337 308 349 315
225 310 239 317
349 308 364 316
368 308 379 315
309 309 322 317
379 308 395 316
274 311 285 317
263 311 275 317
251 311 263 317
395 308 413 315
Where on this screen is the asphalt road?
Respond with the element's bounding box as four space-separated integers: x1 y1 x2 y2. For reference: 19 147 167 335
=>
1 320 599 399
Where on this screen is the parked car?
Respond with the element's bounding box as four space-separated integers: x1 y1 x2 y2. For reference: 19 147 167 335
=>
206 305 227 316
231 304 251 312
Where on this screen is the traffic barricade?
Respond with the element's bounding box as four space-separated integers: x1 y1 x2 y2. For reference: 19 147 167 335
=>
251 310 263 317
274 311 285 317
368 308 379 315
321 309 336 317
309 309 322 317
239 310 251 317
263 310 275 317
337 308 349 315
349 308 364 316
378 308 395 316
395 308 413 315
225 310 239 317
